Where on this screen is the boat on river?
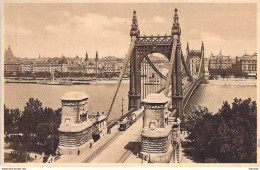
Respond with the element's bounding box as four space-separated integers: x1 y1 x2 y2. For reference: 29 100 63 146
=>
38 73 73 85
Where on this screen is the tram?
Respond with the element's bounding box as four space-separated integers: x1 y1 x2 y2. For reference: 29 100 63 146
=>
119 112 136 131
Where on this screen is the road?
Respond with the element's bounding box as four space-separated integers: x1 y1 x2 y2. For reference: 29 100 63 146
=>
82 130 123 163
90 114 143 163
54 123 122 163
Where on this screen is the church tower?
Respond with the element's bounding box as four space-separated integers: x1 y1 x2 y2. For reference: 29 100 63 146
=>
85 50 89 65
95 51 99 75
84 50 89 74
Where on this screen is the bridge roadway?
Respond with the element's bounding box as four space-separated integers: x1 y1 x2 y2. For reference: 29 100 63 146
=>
89 108 144 163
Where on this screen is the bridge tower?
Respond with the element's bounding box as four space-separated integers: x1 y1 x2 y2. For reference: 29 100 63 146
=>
200 41 205 77
117 8 206 163
170 8 183 123
128 9 183 111
128 10 141 110
126 7 206 126
186 42 190 69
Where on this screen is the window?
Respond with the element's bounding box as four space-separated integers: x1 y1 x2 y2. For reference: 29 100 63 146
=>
65 118 70 126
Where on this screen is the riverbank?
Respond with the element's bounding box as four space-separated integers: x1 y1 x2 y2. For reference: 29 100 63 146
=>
208 78 257 86
4 77 130 85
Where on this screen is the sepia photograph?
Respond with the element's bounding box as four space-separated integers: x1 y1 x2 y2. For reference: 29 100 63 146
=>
1 1 259 167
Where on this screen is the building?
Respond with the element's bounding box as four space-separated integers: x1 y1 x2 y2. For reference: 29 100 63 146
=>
32 63 51 73
236 53 257 77
101 56 121 75
84 50 101 74
4 61 21 76
4 46 22 76
21 60 34 73
189 51 201 76
58 91 107 155
208 50 232 71
61 64 69 73
67 65 85 73
50 64 62 73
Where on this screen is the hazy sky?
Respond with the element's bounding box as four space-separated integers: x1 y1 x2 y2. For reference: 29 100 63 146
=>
3 3 257 59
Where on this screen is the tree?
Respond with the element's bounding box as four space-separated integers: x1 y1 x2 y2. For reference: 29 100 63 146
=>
183 98 257 163
4 105 21 139
5 99 62 162
35 122 51 153
4 105 11 137
19 98 44 135
184 106 219 162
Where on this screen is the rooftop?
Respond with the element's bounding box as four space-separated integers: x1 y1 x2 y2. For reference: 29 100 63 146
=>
61 91 89 101
103 56 117 61
189 50 202 55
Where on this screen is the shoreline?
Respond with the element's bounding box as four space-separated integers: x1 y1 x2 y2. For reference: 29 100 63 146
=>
4 78 130 85
207 79 257 86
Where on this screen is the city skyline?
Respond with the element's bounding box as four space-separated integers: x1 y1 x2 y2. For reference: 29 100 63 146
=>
3 3 257 59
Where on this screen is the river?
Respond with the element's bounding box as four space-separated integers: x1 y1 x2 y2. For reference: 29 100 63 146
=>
4 80 257 121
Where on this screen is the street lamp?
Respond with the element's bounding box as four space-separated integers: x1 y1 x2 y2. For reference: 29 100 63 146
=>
148 150 151 163
121 98 124 121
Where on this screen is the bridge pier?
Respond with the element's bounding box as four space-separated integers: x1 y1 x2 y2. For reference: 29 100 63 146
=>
128 92 141 110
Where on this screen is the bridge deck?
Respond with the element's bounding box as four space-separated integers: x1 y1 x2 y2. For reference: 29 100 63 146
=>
90 110 143 163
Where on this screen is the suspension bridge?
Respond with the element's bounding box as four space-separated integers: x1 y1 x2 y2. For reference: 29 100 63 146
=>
56 8 206 164
100 8 205 163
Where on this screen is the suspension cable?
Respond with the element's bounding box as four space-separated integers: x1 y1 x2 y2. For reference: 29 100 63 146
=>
180 49 194 81
144 56 167 80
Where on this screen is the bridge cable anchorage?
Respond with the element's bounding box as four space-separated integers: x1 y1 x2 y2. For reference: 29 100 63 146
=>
180 49 194 81
144 55 167 80
106 38 137 121
164 35 178 96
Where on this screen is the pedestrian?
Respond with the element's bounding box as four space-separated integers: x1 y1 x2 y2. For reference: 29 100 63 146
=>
90 142 92 148
77 149 80 155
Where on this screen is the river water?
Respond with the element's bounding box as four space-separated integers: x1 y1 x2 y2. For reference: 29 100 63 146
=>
4 80 257 121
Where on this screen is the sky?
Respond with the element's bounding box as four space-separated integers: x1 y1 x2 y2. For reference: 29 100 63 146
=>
3 3 257 59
